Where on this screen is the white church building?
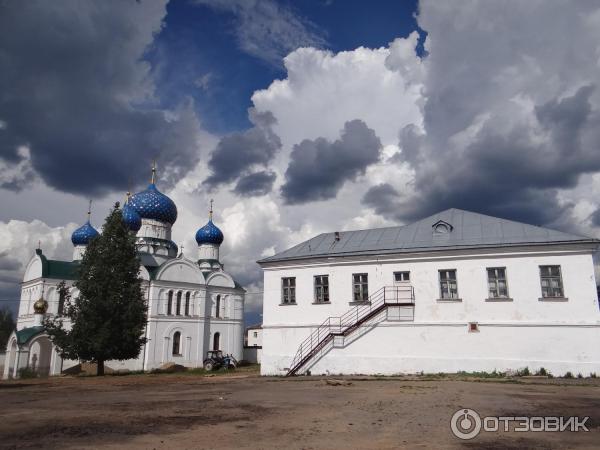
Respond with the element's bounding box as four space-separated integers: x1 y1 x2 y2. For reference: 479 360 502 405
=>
258 209 600 376
3 168 245 379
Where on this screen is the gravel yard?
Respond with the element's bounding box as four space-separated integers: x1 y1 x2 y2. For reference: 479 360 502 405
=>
1 370 599 449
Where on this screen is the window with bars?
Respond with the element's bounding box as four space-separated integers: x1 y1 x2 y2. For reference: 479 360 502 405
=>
540 265 564 298
314 275 329 303
487 267 509 298
281 277 296 304
353 273 369 302
439 270 459 299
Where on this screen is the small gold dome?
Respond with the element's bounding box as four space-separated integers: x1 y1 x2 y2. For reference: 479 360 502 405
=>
33 297 48 314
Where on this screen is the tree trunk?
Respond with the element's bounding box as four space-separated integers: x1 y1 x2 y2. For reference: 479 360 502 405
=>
97 360 104 376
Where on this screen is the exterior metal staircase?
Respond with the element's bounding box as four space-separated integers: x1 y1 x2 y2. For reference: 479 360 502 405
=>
286 286 414 376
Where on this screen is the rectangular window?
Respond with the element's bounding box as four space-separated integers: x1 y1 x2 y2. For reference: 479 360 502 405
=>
314 275 330 303
394 271 410 282
253 331 258 338
540 265 564 298
353 273 369 302
487 267 508 298
281 277 296 304
439 270 459 299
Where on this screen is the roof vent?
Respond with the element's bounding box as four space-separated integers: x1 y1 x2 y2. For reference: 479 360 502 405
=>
334 231 340 241
432 220 453 234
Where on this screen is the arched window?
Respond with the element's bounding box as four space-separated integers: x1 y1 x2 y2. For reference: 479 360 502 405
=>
213 332 220 351
167 291 173 315
185 292 190 316
172 331 181 356
57 290 65 316
176 291 182 315
215 295 221 318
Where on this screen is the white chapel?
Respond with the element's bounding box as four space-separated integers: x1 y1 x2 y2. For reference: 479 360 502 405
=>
3 167 245 378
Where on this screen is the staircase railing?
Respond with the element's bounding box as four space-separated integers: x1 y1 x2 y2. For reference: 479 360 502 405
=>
286 285 414 376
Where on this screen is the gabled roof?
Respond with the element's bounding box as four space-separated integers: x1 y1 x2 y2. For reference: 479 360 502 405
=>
36 249 80 280
258 208 599 264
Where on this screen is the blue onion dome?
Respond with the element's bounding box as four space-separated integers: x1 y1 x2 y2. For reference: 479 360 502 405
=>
195 220 224 245
122 202 142 232
71 221 99 246
128 183 178 225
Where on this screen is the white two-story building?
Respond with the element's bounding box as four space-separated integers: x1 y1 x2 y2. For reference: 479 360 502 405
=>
258 209 600 376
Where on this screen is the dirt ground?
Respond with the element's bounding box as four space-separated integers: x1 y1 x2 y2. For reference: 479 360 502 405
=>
1 370 599 450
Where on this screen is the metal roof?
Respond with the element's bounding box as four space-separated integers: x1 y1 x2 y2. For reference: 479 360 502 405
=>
16 326 45 345
258 208 598 264
36 249 80 280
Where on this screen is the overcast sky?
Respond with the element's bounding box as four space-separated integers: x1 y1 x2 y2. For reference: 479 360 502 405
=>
2 0 600 324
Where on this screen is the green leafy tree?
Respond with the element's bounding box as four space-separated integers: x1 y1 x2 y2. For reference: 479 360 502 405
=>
0 307 16 349
45 203 147 375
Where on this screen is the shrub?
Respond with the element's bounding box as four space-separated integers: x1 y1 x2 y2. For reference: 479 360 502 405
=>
577 373 583 379
517 367 530 376
590 372 597 378
564 371 574 379
18 367 38 379
535 367 548 376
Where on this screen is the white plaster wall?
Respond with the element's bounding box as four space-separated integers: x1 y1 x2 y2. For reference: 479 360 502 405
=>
261 247 600 375
262 323 600 376
247 328 262 347
209 320 244 360
243 346 262 363
137 218 171 241
145 316 205 369
72 245 86 261
199 243 219 261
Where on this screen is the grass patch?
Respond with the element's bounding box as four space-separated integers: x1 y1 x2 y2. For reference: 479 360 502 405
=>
457 370 505 378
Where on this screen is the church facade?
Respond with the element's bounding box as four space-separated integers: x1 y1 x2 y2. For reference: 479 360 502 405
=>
259 209 600 377
3 170 245 378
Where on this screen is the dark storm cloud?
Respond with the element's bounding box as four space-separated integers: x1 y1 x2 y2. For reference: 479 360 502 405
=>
0 0 201 195
360 2 600 231
0 253 21 271
365 85 600 227
281 119 381 204
591 209 600 228
203 110 281 191
233 170 277 197
362 183 402 218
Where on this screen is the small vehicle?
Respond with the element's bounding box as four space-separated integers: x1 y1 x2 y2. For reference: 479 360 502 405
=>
203 350 237 371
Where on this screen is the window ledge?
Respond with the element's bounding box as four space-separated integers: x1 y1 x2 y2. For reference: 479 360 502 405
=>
279 303 298 306
539 297 568 302
436 298 462 302
312 302 331 305
485 297 513 302
349 301 370 306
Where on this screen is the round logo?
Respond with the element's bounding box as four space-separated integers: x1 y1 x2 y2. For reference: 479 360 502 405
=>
450 408 482 440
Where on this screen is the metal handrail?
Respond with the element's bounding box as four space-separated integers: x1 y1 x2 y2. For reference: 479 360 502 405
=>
287 285 414 375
